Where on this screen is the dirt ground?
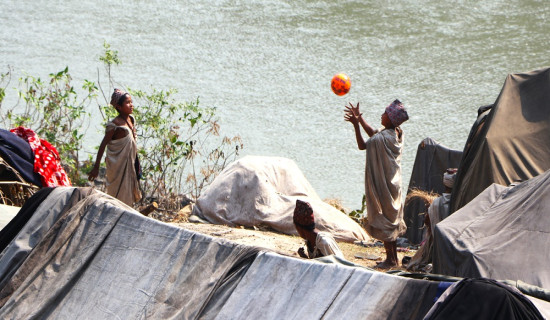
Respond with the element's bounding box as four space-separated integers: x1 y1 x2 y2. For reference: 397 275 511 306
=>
173 221 416 271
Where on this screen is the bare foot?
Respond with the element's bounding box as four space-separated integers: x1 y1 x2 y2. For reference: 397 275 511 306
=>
374 259 398 270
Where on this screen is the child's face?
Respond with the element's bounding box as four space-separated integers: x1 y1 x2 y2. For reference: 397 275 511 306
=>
381 112 393 128
118 95 134 115
295 224 312 241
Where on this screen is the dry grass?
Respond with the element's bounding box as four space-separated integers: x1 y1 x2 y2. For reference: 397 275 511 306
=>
168 198 416 271
323 198 348 213
0 181 38 207
405 188 440 207
0 159 39 206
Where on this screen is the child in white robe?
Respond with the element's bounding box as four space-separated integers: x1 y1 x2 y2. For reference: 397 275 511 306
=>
88 89 141 206
345 99 409 268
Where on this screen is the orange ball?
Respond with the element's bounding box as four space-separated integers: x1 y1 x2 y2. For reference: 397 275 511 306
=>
331 73 351 96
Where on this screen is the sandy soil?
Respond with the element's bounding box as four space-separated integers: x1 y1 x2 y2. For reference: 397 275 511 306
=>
173 221 416 271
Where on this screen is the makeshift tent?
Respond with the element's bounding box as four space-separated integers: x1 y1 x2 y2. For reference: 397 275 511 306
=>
404 138 462 244
193 155 370 243
433 169 550 289
424 278 544 320
450 67 550 212
1 187 548 319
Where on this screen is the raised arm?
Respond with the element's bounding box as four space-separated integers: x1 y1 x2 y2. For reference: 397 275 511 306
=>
345 105 366 150
346 102 378 137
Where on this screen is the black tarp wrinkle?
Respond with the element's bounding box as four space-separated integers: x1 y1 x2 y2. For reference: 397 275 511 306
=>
139 230 197 319
0 195 124 315
40 200 127 319
195 246 260 319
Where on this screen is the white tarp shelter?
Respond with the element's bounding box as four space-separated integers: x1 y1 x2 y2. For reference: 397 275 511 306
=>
193 156 370 243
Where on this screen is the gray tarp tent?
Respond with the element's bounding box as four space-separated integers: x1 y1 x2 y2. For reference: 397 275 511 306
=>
433 169 550 289
404 138 462 244
0 187 440 319
3 187 549 318
450 67 550 213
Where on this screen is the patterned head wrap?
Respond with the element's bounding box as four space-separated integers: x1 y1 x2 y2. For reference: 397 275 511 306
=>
385 99 409 127
443 170 457 189
110 88 128 108
293 199 315 231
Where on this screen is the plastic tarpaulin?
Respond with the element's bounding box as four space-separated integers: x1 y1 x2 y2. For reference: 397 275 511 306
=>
194 155 370 243
0 205 19 230
433 169 550 289
403 138 462 244
451 67 550 212
424 278 544 320
2 187 550 319
0 187 440 319
0 188 260 319
214 251 439 320
0 187 71 289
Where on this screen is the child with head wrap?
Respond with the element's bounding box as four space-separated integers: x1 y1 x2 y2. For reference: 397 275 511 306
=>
345 99 409 269
88 89 142 206
293 200 344 259
425 168 457 236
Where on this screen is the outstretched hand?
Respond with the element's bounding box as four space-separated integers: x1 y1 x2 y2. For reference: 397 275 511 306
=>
344 102 362 124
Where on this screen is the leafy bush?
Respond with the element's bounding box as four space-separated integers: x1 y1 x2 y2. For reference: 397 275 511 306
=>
0 42 243 212
99 87 242 211
347 195 366 223
0 66 97 185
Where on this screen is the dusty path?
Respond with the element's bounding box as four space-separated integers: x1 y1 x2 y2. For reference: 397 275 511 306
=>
174 221 416 271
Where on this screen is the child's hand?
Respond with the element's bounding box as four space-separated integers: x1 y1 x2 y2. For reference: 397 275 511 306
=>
344 112 358 124
88 166 99 181
344 102 362 124
348 102 362 117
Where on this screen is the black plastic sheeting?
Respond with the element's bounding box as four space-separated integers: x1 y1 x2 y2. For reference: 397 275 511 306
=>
450 67 550 213
434 170 550 290
0 187 53 253
424 278 544 320
0 188 437 319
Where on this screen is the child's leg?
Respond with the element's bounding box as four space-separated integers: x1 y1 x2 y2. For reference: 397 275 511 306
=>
376 241 398 269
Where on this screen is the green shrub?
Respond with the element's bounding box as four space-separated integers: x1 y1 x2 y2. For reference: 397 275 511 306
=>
0 66 97 184
0 42 243 212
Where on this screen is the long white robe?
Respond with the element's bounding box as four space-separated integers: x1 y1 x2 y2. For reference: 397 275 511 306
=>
362 128 406 242
105 123 141 206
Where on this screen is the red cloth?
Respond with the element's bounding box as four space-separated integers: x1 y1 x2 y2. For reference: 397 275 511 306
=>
10 127 71 187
